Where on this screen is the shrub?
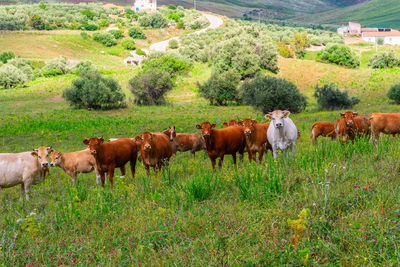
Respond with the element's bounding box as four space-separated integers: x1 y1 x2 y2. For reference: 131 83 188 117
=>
198 69 240 105
177 21 185 29
98 19 110 27
128 26 146 39
121 38 136 50
80 32 90 40
138 13 168 28
41 56 72 77
72 61 95 75
387 83 400 104
240 73 307 113
168 39 179 49
167 13 181 22
190 21 202 30
129 68 173 105
0 64 28 88
369 51 399 69
108 29 124 39
168 4 177 10
81 9 96 20
79 23 98 31
313 83 360 110
63 70 126 110
93 32 116 47
142 52 191 76
7 58 33 80
377 38 384 45
317 44 360 68
136 48 146 56
28 14 45 30
38 3 46 9
0 51 15 64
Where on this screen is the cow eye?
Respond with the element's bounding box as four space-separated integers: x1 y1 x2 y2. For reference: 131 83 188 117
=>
38 156 41 159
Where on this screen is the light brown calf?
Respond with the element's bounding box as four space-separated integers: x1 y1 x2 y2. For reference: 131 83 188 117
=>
162 127 205 157
369 112 400 145
310 122 335 143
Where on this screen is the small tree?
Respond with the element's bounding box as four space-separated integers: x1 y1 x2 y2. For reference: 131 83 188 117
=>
81 9 96 20
93 33 117 47
387 83 400 104
128 26 146 39
138 13 168 28
142 52 191 76
121 38 136 50
313 83 360 110
108 29 124 39
28 15 45 30
169 39 179 49
240 73 307 113
369 51 399 69
0 51 15 64
0 64 28 89
198 69 241 105
41 56 72 77
129 68 173 105
317 44 360 68
63 70 126 110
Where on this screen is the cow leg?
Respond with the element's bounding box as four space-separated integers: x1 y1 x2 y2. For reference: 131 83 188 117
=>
145 165 151 176
108 167 115 190
120 165 126 178
232 153 237 165
272 145 278 158
218 155 224 169
20 184 25 201
210 156 217 170
258 147 264 163
129 157 137 179
24 183 31 200
94 168 101 185
100 172 106 188
290 143 296 156
71 173 77 185
191 150 195 159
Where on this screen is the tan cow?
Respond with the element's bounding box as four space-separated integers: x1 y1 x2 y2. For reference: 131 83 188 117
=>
310 122 335 143
369 112 400 145
335 111 370 143
50 149 101 185
0 147 52 200
162 127 205 158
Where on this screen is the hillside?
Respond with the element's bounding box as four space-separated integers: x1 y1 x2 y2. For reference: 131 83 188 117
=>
291 0 400 29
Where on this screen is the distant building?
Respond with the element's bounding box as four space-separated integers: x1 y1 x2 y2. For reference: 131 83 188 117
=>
337 22 361 35
133 0 157 13
362 30 400 45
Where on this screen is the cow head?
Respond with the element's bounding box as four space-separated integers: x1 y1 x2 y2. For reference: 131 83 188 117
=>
239 119 257 136
163 126 176 142
50 151 62 167
31 146 53 168
140 131 154 152
196 122 216 140
265 110 290 129
340 111 358 127
223 120 238 127
83 137 104 155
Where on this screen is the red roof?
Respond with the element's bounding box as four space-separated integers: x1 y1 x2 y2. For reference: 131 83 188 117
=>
361 28 378 32
363 30 400 37
349 21 361 27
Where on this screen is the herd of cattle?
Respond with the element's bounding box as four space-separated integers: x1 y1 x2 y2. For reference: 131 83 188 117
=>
1 110 400 200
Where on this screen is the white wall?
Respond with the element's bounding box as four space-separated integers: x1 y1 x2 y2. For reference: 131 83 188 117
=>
362 35 400 45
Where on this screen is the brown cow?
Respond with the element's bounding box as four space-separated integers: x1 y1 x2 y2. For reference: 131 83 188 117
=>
83 138 139 189
369 112 400 145
162 127 205 158
50 149 102 185
310 122 335 143
138 131 173 175
334 111 370 143
238 119 272 163
223 120 239 127
196 122 246 169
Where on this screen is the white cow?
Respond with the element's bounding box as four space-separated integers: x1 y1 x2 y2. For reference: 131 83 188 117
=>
0 147 52 200
265 110 298 158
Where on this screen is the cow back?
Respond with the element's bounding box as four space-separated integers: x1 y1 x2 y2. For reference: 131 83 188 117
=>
369 113 400 134
206 126 245 155
96 138 138 168
141 133 173 165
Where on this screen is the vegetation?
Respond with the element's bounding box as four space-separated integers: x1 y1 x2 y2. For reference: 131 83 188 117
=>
0 51 15 64
142 52 192 77
128 26 146 39
93 33 117 47
387 83 400 104
41 57 72 77
317 44 360 68
121 38 136 50
369 51 399 69
314 83 360 110
138 13 168 28
108 29 124 40
63 69 126 110
168 39 179 49
240 73 307 113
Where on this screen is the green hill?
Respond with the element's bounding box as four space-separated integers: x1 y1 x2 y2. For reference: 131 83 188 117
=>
291 0 400 29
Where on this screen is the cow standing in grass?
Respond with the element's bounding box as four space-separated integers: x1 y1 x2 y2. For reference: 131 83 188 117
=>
0 147 52 200
368 112 400 145
162 126 205 158
196 122 246 169
310 122 336 143
265 110 298 158
334 111 370 143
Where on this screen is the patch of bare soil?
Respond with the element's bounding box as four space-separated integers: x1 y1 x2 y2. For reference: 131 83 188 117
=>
45 95 63 102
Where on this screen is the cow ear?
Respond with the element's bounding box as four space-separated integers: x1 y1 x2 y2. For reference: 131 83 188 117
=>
48 149 54 155
353 112 358 117
283 110 291 118
265 114 271 120
31 151 38 157
223 122 228 127
340 113 345 117
33 148 39 152
47 146 52 150
211 124 216 129
99 138 104 144
196 124 202 129
173 126 176 130
238 121 243 126
83 139 89 145
252 119 257 124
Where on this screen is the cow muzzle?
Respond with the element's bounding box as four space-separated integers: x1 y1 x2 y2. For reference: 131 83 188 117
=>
144 144 151 151
90 150 97 155
244 130 251 136
41 162 49 167
275 123 283 128
50 163 56 167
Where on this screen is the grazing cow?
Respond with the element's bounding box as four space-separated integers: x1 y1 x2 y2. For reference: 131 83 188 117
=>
196 122 246 169
265 110 298 158
238 119 272 163
310 122 335 143
368 112 400 145
83 138 139 189
138 131 173 175
223 120 239 127
162 127 205 158
0 147 52 200
334 111 370 143
50 149 101 185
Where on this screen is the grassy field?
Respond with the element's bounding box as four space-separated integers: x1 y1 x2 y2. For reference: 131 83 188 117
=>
2 26 400 265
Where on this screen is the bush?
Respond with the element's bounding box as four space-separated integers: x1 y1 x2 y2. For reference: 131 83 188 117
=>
108 29 124 39
387 83 400 104
142 52 191 76
317 44 360 68
72 61 95 75
28 14 45 30
81 9 95 20
129 68 173 105
7 58 33 80
369 51 399 69
177 21 185 29
0 51 15 64
128 26 146 39
80 32 90 40
138 13 168 28
121 38 136 50
78 23 98 31
168 39 179 49
41 57 71 77
198 69 240 105
136 48 146 56
63 70 126 110
313 83 360 110
167 13 181 22
240 73 307 113
98 19 110 27
0 64 28 88
190 21 202 30
168 4 177 10
93 32 117 47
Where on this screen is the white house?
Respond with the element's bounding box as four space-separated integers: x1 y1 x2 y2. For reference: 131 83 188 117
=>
362 30 400 45
133 0 157 13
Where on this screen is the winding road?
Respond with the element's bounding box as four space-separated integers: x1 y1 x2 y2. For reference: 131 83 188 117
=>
149 13 223 52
